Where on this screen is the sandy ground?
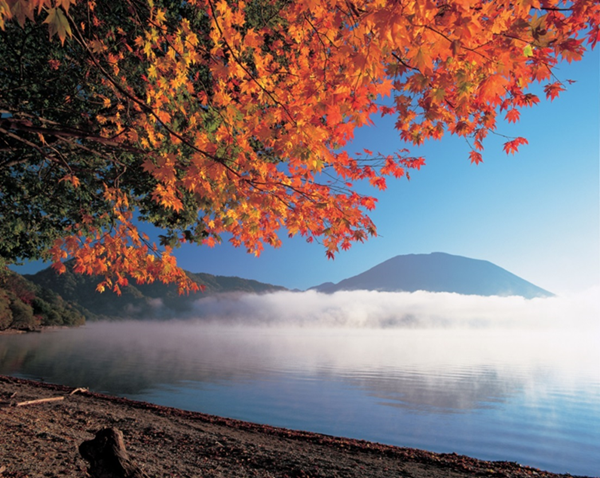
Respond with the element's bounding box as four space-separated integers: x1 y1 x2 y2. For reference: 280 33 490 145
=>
0 375 591 478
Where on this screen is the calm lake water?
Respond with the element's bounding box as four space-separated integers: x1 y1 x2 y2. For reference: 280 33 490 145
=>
1 321 599 476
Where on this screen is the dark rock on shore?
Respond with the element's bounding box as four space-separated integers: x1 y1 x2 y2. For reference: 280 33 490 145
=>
80 428 147 478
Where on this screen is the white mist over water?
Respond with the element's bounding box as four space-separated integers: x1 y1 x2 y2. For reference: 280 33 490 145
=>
187 286 600 329
1 288 599 476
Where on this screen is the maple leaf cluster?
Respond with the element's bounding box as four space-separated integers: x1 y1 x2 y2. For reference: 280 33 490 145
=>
0 0 597 294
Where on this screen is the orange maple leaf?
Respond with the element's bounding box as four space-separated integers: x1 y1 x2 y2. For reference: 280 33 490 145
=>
503 137 529 155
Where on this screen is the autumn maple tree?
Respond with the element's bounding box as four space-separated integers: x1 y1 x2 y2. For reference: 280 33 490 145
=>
0 0 598 294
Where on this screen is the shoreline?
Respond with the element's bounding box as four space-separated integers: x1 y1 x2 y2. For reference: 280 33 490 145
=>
0 325 75 335
0 375 593 478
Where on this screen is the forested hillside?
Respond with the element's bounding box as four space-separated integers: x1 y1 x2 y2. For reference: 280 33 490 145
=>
24 261 287 321
0 270 85 331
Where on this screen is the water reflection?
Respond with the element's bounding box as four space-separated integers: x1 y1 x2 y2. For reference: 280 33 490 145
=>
1 322 599 477
1 323 598 412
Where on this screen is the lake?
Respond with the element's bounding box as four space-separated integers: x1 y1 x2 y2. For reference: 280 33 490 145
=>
1 320 599 476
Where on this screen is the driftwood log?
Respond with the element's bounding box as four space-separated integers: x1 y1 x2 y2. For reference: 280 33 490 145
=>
79 428 148 478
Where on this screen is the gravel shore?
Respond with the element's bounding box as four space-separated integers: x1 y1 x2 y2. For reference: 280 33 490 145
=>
0 375 591 478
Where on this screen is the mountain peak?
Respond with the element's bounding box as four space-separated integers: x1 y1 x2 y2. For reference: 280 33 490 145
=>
311 253 552 298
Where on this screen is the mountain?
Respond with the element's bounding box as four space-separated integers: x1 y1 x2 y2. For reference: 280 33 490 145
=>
310 252 552 298
25 261 287 321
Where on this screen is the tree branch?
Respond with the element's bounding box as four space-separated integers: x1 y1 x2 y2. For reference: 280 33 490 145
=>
0 118 145 154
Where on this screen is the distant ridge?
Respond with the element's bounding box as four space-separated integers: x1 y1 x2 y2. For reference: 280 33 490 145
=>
25 261 287 320
310 252 552 299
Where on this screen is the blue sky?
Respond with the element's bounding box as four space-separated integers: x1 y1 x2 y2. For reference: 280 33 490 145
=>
13 48 599 295
167 47 599 295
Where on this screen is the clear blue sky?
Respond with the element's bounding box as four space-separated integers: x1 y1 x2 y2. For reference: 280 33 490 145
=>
13 48 599 295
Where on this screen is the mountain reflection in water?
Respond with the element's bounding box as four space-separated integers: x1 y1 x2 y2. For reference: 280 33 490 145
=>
1 321 599 476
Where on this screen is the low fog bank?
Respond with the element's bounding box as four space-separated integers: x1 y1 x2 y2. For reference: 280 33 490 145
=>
185 286 600 329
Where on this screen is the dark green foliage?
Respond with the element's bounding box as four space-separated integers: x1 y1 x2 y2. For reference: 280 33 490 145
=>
0 0 209 264
8 298 36 330
0 7 131 261
0 289 12 330
0 269 85 330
